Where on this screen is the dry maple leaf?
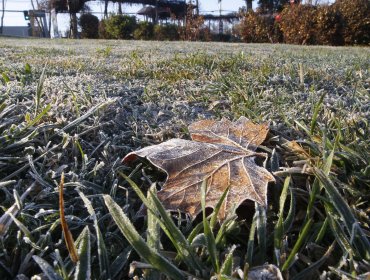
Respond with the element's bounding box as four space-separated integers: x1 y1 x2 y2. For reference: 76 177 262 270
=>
123 117 275 220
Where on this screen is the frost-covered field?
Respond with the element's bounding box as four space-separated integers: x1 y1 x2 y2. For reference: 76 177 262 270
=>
0 38 369 279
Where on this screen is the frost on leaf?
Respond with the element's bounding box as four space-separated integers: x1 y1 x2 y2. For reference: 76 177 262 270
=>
123 117 275 220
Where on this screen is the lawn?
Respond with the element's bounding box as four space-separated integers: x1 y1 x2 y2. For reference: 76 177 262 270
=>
0 38 369 279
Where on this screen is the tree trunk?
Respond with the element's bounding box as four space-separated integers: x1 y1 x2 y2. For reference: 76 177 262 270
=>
245 0 253 11
118 2 122 15
70 12 78 38
104 0 108 18
195 0 199 15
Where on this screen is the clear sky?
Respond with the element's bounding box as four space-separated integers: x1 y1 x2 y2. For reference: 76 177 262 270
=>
1 0 246 32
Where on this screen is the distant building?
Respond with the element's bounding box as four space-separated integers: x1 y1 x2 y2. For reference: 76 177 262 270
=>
1 26 30 37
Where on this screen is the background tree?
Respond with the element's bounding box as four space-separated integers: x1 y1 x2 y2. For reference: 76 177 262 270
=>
79 13 99 38
245 0 253 11
333 0 370 45
258 0 290 13
66 0 89 39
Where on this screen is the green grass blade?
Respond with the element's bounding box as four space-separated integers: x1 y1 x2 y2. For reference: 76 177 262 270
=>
256 204 267 264
313 167 370 260
187 221 204 244
282 218 313 271
26 104 51 130
310 91 326 135
2 72 10 84
245 211 257 265
35 64 46 117
201 180 219 273
274 176 291 265
8 213 32 241
145 184 161 280
103 195 185 280
282 186 295 233
315 217 329 243
119 172 204 272
76 188 111 279
210 186 230 229
110 246 132 279
148 190 204 272
58 100 114 134
74 227 91 280
291 242 335 280
32 256 63 280
325 203 354 255
147 184 161 252
220 245 236 276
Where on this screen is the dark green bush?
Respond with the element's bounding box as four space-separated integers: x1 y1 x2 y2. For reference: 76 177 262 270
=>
79 13 99 39
334 0 370 45
133 21 154 40
153 24 179 41
104 15 137 40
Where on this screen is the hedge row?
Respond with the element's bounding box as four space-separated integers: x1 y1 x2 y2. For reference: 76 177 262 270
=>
237 0 370 45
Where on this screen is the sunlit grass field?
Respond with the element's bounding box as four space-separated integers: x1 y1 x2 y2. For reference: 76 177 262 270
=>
0 38 369 279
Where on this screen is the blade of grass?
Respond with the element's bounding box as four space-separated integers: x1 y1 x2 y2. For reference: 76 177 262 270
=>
282 186 295 233
119 172 204 273
76 188 110 279
245 211 257 265
74 226 91 280
0 183 35 237
34 64 46 117
274 176 291 265
59 172 79 263
32 256 63 280
291 241 335 280
145 184 161 280
148 190 205 273
220 245 236 276
210 185 230 230
315 217 329 243
58 100 114 134
310 91 326 135
324 202 353 256
313 167 370 260
282 218 313 271
103 195 185 280
110 246 132 279
25 104 51 130
256 204 267 264
201 180 219 273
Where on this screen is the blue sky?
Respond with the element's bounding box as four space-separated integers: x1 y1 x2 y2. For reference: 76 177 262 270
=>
2 0 246 32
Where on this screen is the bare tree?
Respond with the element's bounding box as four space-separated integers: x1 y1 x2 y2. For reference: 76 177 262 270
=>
67 1 78 38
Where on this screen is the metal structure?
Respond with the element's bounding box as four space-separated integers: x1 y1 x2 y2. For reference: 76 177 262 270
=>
29 10 49 37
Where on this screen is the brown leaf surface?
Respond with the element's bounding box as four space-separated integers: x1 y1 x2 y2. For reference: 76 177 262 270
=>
123 117 275 220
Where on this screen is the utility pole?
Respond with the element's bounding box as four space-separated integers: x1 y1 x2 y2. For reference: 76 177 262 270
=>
1 0 5 35
218 0 223 34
